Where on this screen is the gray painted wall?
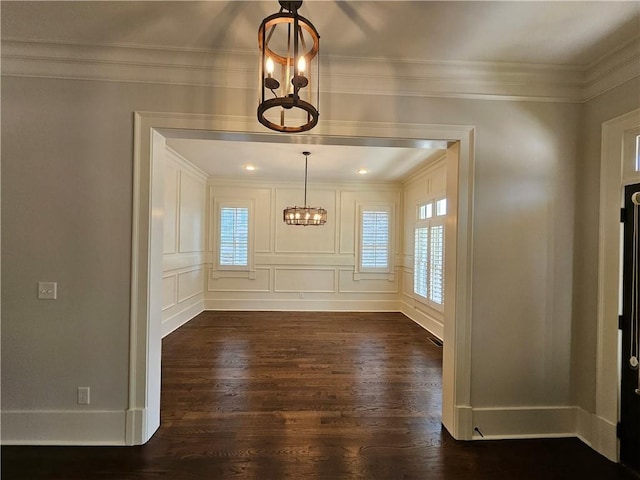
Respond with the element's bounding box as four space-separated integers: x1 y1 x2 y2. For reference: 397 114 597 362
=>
1 73 636 442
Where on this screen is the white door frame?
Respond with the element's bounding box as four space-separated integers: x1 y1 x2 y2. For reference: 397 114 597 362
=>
128 111 476 445
596 108 640 460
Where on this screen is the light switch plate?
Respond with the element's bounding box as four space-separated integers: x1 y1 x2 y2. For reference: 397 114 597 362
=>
38 282 57 300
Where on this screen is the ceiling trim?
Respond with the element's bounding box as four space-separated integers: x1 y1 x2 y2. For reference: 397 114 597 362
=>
2 38 637 103
583 36 640 102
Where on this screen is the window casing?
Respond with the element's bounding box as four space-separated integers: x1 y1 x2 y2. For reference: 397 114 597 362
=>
356 204 393 276
414 198 446 309
216 201 253 272
361 210 389 270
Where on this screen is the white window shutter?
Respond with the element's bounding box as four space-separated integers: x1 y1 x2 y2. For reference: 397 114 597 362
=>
361 210 389 270
219 207 249 266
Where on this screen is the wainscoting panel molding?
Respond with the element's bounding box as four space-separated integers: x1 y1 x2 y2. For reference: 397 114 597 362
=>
274 268 336 293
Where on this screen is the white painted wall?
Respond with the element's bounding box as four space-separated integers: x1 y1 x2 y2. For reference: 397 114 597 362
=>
161 148 206 337
205 179 402 311
0 69 608 444
400 157 447 339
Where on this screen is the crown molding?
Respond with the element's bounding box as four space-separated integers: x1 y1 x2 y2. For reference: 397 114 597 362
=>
583 36 640 102
1 39 256 89
1 38 637 103
322 54 583 103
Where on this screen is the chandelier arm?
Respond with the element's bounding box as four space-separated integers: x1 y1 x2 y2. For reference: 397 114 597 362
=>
286 21 292 74
298 24 307 54
266 23 278 45
293 13 300 101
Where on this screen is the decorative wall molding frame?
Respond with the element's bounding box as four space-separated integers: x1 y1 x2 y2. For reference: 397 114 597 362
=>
3 38 637 103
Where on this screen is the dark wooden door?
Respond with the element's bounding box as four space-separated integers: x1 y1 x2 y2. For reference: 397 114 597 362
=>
620 183 640 474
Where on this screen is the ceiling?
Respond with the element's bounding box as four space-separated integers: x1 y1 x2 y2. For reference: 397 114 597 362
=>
3 1 638 182
2 1 638 65
165 137 445 182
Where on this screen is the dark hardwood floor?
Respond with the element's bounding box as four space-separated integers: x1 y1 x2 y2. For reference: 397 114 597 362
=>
2 311 635 479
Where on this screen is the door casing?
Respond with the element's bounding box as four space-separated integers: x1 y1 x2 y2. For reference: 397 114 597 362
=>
129 112 477 445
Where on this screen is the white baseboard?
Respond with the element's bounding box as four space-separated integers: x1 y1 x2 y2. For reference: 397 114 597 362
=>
453 405 474 440
575 408 618 462
1 410 126 445
576 407 594 447
400 302 443 339
592 414 618 462
161 299 204 338
203 299 401 312
471 406 576 440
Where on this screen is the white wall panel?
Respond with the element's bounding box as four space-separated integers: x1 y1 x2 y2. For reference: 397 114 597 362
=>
338 269 398 293
179 172 205 253
163 164 179 254
275 188 337 253
254 188 273 253
339 191 357 254
403 159 447 254
402 269 414 296
400 157 447 339
177 268 204 303
207 185 272 254
340 189 401 254
160 148 207 340
274 268 336 293
208 268 270 292
162 275 177 311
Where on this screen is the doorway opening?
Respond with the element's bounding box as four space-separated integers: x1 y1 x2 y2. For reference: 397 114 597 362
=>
128 112 475 445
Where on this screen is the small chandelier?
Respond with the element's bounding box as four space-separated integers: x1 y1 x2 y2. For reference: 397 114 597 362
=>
258 0 320 133
283 151 327 226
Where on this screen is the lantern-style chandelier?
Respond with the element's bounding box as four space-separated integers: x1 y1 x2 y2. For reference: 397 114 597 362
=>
258 0 320 133
283 151 327 226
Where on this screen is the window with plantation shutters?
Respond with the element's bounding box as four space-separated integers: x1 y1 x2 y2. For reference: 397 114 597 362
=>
361 210 389 270
355 204 394 276
219 207 249 267
414 227 428 297
429 224 444 304
414 198 446 308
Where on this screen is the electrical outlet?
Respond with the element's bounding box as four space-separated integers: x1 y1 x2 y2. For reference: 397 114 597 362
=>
298 292 304 299
38 281 57 300
77 387 90 405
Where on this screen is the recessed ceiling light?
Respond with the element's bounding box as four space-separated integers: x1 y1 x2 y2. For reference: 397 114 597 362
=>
244 164 256 171
356 168 368 175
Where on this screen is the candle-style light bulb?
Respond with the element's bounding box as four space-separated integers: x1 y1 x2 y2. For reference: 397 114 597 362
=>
266 57 275 77
292 55 309 89
263 56 280 90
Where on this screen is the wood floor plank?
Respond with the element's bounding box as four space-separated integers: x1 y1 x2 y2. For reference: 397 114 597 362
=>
2 311 635 479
